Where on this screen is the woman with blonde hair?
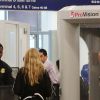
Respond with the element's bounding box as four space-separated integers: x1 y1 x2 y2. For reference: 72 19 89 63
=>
14 48 52 100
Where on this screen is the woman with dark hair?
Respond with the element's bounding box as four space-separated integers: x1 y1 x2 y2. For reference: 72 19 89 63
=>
14 48 52 100
56 60 59 70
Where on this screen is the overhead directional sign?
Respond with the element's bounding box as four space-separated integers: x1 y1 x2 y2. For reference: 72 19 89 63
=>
0 0 99 10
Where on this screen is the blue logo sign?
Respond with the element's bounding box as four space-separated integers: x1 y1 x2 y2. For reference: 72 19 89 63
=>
0 0 100 10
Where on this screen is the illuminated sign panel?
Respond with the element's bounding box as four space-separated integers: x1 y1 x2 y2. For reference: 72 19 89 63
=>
0 0 100 10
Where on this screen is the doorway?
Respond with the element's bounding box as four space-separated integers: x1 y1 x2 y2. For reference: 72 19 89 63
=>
58 5 100 100
80 28 100 100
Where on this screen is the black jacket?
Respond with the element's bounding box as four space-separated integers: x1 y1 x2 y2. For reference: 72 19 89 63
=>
0 59 14 86
14 69 52 100
80 77 88 100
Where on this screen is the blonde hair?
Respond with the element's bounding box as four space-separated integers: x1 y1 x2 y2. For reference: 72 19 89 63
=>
23 48 44 86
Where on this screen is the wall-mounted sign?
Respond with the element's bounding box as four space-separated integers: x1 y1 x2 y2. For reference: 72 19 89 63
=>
0 0 100 10
70 11 99 18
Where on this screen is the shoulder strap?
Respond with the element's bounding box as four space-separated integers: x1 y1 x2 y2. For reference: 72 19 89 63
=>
23 96 32 100
34 93 44 100
22 93 44 100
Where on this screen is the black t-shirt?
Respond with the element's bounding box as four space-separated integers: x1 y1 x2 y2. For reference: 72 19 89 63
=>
0 59 14 85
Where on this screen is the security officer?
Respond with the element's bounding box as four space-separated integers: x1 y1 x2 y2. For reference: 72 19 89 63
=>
0 43 14 86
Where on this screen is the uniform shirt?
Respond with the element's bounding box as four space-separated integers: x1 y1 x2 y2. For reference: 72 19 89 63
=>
44 59 59 84
0 59 14 85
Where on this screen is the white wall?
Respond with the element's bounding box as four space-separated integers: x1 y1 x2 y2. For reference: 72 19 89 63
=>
80 37 89 73
58 18 80 100
0 21 30 68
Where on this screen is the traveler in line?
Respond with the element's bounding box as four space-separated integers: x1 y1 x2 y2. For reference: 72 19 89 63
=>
14 48 52 100
39 49 60 100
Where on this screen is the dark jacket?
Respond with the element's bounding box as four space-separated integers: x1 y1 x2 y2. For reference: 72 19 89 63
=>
13 69 52 100
0 59 14 86
80 77 88 100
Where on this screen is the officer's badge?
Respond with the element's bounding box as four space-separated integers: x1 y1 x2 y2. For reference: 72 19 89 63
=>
1 68 5 73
